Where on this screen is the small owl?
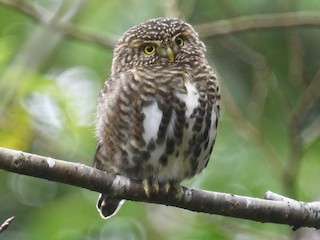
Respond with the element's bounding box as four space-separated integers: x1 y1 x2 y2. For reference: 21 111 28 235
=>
93 17 220 218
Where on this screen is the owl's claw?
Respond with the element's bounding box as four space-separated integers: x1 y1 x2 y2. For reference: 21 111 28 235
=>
152 181 160 194
155 181 182 199
164 182 183 201
142 179 161 198
142 179 183 200
142 179 151 197
164 182 171 193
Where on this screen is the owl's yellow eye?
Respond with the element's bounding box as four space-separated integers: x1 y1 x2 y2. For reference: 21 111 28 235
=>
175 37 184 47
143 44 156 55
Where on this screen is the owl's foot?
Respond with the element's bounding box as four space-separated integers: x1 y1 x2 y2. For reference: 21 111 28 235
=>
142 179 182 201
164 181 183 201
142 179 160 198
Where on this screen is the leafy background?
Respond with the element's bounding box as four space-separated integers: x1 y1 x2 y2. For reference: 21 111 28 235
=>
1 0 320 239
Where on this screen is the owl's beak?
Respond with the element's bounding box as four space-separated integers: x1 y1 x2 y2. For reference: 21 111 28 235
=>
166 47 175 63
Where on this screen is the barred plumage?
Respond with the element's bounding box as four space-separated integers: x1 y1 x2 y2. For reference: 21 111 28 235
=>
93 17 220 218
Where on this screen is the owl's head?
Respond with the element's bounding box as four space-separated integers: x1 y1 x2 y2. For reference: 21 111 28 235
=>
111 17 206 74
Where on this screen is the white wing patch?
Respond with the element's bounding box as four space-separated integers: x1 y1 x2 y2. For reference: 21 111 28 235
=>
141 100 166 168
142 100 162 144
176 82 199 117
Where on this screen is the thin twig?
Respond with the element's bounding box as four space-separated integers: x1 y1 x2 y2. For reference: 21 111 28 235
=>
0 147 320 229
196 11 320 38
265 190 297 202
0 0 117 49
296 72 320 126
0 216 15 234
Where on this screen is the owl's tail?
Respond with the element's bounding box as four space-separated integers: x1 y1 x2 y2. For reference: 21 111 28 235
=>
96 194 125 219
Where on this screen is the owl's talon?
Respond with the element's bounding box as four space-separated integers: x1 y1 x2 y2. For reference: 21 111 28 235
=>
142 179 150 198
172 183 183 201
164 182 171 193
142 179 161 197
152 181 160 194
163 182 183 201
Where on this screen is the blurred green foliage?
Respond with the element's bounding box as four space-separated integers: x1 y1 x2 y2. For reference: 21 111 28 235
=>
0 0 320 239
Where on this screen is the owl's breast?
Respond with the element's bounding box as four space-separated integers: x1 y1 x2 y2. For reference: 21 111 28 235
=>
123 77 218 182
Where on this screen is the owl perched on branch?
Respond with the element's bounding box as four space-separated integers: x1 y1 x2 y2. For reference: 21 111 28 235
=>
93 17 220 218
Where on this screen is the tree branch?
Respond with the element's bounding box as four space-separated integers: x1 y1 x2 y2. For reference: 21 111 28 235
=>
0 147 319 230
1 0 320 48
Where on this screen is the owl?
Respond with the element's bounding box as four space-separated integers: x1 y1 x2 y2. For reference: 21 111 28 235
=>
93 17 220 218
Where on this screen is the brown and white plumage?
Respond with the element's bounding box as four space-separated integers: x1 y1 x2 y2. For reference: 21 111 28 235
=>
93 17 220 218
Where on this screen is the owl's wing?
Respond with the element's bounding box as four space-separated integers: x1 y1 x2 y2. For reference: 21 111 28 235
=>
92 73 129 219
93 70 141 173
